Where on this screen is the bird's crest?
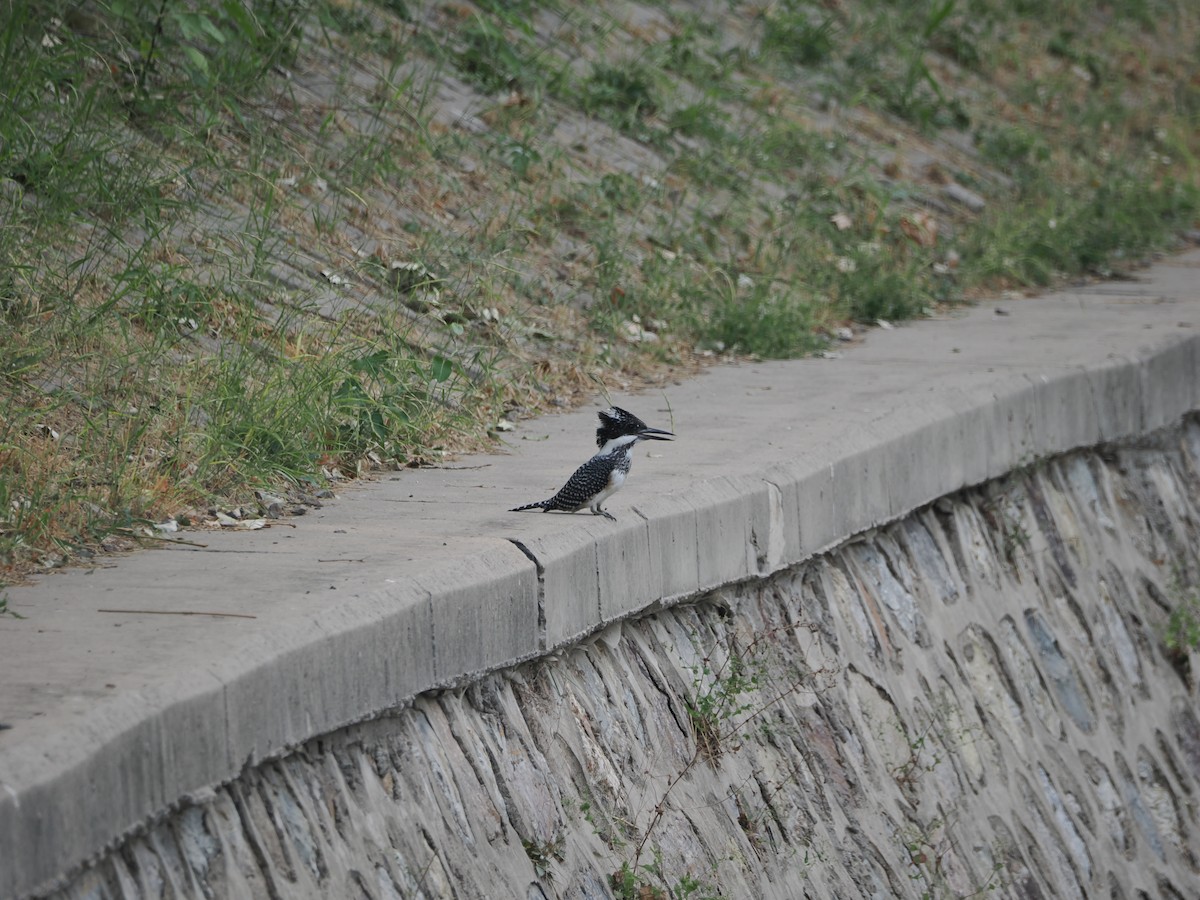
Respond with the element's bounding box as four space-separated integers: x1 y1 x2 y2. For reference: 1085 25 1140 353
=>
595 406 648 448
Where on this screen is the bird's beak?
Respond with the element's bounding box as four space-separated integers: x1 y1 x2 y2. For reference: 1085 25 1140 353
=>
638 427 674 441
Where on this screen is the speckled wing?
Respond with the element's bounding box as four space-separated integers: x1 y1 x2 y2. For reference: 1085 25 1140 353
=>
540 452 617 512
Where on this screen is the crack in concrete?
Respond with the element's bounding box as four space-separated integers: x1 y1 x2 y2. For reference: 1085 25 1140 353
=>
507 538 546 650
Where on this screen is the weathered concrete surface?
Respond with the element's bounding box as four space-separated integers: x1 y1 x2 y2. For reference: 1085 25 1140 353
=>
2 250 1200 897
43 425 1200 899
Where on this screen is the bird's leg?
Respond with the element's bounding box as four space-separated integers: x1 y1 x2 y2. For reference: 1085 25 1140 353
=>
592 507 616 522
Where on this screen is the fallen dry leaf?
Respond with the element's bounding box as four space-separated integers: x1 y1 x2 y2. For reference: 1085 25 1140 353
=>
899 211 938 247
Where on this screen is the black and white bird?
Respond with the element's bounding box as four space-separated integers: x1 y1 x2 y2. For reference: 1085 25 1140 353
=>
510 406 673 521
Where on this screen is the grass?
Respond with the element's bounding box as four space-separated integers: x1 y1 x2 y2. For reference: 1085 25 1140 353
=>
1 0 1198 579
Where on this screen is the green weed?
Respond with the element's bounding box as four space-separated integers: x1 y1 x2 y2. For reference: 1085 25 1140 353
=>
521 835 564 879
761 7 839 68
964 169 1198 286
1165 583 1200 658
581 62 659 132
455 15 536 94
862 0 972 130
610 854 719 900
686 646 764 761
688 277 826 359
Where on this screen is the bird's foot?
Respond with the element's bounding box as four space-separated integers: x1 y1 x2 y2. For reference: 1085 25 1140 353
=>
594 509 617 522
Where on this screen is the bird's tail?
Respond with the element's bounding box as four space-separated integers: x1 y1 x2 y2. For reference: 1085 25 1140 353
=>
510 500 550 513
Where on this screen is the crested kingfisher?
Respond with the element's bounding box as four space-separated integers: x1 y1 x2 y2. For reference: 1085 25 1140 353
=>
510 406 674 521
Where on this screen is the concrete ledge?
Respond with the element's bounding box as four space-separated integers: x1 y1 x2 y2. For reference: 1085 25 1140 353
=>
3 251 1200 897
690 476 769 589
219 578 438 762
637 491 700 602
1088 353 1145 441
876 400 973 517
1141 334 1200 433
597 518 659 625
416 544 540 682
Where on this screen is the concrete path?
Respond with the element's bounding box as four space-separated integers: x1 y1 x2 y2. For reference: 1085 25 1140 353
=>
2 249 1199 898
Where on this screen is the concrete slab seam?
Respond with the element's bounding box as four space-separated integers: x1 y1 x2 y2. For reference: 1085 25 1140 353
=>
760 481 786 575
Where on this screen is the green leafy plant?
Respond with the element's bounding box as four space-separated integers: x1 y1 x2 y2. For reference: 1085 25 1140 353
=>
521 836 564 879
611 851 720 900
599 622 837 898
1165 581 1200 659
103 0 304 102
331 347 460 458
890 722 943 789
686 647 763 761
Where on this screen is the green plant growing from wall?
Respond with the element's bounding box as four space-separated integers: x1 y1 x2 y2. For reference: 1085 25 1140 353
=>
1166 598 1200 655
600 618 839 899
900 814 1005 899
890 721 944 790
1164 576 1200 664
685 644 765 762
611 849 720 900
521 835 564 879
